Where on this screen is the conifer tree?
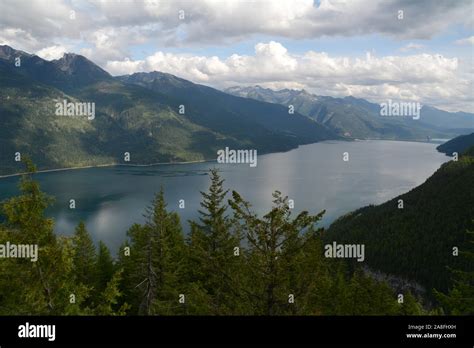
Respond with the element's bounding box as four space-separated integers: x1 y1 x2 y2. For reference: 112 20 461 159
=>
96 241 115 292
72 221 97 289
94 269 130 316
285 234 335 315
116 240 135 312
187 169 244 314
399 290 425 315
229 190 325 315
123 188 186 315
435 228 474 315
0 160 83 314
341 270 400 315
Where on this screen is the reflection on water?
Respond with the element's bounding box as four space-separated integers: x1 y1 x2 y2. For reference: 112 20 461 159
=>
0 140 450 254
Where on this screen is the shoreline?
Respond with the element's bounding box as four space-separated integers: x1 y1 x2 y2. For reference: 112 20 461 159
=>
0 159 215 179
0 138 446 179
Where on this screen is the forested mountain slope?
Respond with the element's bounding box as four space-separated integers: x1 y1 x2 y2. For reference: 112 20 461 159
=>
0 45 337 175
437 133 474 156
327 149 474 292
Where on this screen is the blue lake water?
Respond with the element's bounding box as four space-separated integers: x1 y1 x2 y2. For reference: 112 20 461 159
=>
0 140 450 253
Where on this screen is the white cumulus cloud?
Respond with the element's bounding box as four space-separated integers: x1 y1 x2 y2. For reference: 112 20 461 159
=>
36 45 68 60
105 41 472 112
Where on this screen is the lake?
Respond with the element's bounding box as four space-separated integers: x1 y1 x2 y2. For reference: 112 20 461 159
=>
0 140 450 253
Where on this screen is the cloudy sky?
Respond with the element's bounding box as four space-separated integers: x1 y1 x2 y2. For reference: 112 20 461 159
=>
0 0 473 112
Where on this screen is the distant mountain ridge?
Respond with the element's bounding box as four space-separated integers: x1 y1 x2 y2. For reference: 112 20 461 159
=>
117 72 337 145
0 45 337 175
225 85 474 140
0 45 113 92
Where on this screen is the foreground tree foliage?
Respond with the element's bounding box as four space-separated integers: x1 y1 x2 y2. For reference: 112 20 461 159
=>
186 169 244 314
118 188 187 315
1 163 463 315
229 189 326 315
327 152 474 292
0 160 127 315
434 227 474 315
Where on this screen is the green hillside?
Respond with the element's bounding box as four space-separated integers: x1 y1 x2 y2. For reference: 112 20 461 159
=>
326 152 474 293
437 133 474 156
118 72 337 144
0 46 338 175
0 63 236 174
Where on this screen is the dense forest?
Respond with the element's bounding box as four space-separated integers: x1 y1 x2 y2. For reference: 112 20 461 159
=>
437 132 474 156
328 147 474 310
0 160 471 316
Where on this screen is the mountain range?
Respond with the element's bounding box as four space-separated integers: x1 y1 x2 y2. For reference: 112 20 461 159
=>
225 86 474 140
0 45 336 175
1 45 473 176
